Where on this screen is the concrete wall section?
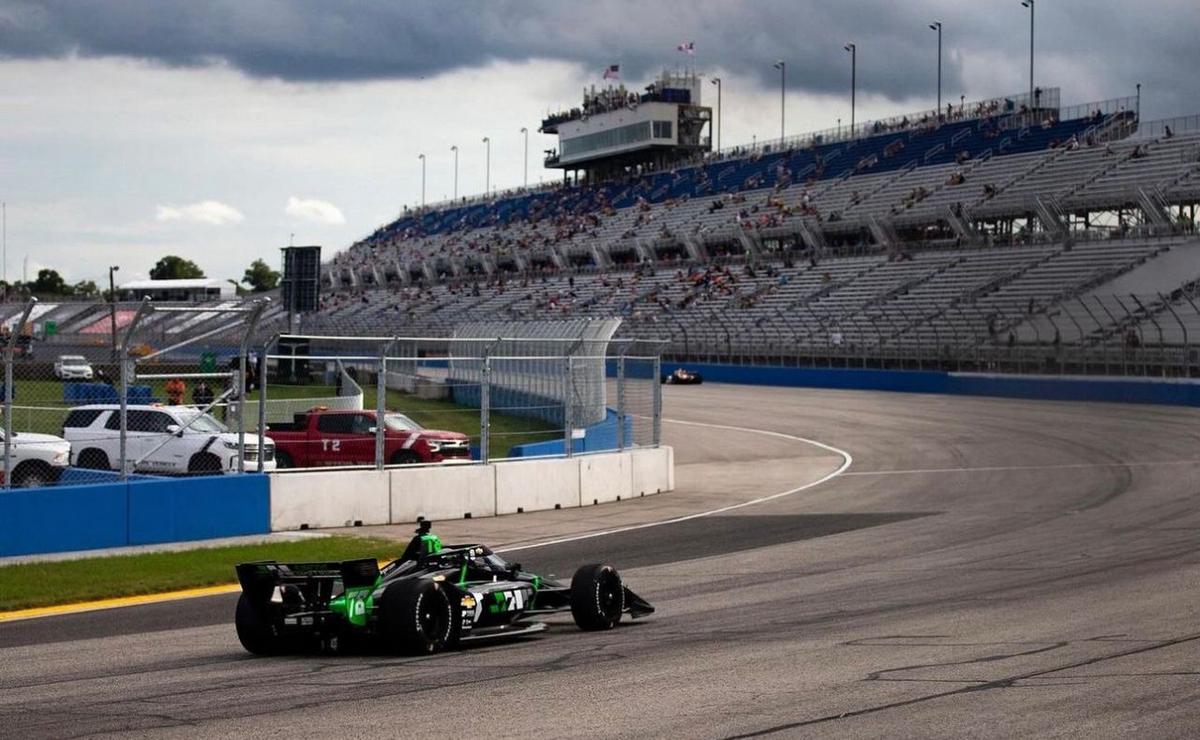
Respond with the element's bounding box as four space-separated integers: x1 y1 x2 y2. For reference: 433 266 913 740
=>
494 457 582 515
0 474 270 558
580 452 631 505
0 482 128 557
390 464 496 523
270 469 391 531
128 474 270 545
630 447 674 497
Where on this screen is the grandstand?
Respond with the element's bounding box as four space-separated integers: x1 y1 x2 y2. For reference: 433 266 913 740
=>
10 86 1200 376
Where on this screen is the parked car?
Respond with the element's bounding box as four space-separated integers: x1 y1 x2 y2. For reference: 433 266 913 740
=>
0 429 70 487
62 404 275 475
267 408 471 468
54 354 95 381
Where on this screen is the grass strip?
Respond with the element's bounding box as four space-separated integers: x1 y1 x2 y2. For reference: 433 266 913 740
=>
0 535 401 612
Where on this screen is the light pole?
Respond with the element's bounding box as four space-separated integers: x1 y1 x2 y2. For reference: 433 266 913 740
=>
108 265 119 361
930 21 942 115
418 153 426 207
844 43 856 136
482 137 491 196
773 61 785 142
710 77 722 151
1021 0 1034 115
450 145 459 200
1136 83 1141 120
520 127 529 188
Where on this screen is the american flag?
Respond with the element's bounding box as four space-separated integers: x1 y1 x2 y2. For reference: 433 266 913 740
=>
676 41 695 55
602 64 620 80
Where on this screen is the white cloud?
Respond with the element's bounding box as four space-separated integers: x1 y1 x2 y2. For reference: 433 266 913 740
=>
155 200 245 225
285 196 346 225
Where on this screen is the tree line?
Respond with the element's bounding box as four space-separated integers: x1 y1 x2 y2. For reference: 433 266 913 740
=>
4 256 280 298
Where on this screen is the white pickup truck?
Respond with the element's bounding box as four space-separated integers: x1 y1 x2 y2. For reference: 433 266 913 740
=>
0 430 71 487
62 404 275 475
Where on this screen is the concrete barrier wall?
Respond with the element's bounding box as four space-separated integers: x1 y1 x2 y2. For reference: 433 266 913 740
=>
269 469 391 531
390 464 496 523
268 447 675 531
0 474 270 558
652 363 1200 408
495 457 581 515
631 446 674 497
580 452 631 505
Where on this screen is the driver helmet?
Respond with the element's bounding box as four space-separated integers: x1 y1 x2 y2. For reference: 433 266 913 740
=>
419 533 443 554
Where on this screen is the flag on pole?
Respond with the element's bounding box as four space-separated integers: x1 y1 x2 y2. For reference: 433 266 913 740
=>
602 64 620 80
676 41 695 55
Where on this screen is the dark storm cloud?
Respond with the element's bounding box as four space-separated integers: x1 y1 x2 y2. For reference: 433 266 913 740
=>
1 0 1198 116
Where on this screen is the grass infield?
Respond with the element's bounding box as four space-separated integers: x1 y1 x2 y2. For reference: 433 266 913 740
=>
0 535 401 612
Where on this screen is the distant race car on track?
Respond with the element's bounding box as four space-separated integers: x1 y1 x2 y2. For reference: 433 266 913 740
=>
235 520 654 655
661 368 703 385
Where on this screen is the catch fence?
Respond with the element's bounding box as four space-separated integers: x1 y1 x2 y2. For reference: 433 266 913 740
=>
0 300 664 489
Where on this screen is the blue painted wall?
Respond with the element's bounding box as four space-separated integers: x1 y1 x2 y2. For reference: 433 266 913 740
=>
508 409 635 457
0 474 270 557
643 362 1200 407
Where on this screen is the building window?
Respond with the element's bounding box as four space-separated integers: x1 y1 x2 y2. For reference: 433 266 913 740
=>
653 120 673 139
561 121 653 160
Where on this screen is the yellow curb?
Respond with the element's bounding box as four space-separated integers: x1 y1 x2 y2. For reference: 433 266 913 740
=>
0 583 242 623
0 560 394 623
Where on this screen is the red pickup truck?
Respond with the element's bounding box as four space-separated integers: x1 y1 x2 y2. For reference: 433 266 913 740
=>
268 409 472 468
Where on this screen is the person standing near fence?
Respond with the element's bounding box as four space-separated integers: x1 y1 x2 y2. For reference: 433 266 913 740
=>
192 379 214 408
165 377 185 406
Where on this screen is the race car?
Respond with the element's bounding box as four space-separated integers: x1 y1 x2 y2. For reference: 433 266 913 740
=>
234 520 653 656
661 367 703 385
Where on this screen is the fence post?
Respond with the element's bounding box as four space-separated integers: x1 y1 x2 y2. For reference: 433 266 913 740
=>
236 300 268 474
117 299 153 480
564 355 574 458
3 298 36 489
480 354 491 464
616 354 626 451
652 353 662 448
375 341 388 470
257 335 275 473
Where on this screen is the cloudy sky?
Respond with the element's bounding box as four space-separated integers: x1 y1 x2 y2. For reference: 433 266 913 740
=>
1 0 1197 287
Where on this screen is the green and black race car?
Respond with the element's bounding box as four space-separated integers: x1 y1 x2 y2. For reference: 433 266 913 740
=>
234 520 654 655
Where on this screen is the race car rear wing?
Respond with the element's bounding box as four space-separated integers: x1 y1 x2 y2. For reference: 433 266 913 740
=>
236 558 381 600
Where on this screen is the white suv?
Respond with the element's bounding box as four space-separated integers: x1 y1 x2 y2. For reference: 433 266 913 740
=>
62 405 275 475
0 430 71 487
54 355 94 381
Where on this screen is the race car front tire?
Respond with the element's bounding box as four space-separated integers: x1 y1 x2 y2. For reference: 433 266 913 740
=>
235 593 289 656
570 563 625 631
380 579 456 654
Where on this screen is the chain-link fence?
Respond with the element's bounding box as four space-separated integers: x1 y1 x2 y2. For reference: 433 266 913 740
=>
256 331 662 470
0 301 665 489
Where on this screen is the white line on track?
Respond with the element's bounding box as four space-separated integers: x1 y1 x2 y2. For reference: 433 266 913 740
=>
497 417 853 554
841 460 1200 477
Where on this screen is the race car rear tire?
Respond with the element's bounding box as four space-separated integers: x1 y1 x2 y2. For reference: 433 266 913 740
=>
235 593 289 656
570 563 624 631
380 579 456 654
274 450 294 469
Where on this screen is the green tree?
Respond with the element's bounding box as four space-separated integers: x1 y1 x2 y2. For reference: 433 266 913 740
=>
242 259 280 292
149 255 205 280
32 268 69 295
72 279 100 297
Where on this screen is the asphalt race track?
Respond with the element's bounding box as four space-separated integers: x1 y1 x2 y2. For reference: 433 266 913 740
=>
3 384 1200 738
